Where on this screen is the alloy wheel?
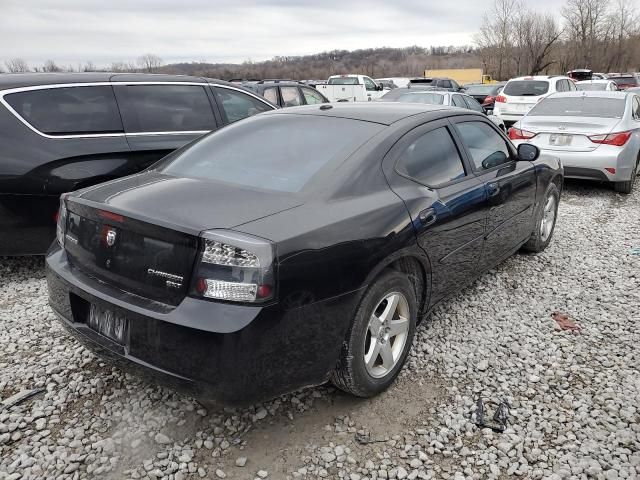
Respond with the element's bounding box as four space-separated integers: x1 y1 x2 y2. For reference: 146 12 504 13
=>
363 292 410 379
540 195 556 242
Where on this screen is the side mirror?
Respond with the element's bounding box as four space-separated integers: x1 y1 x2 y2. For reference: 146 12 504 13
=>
376 84 384 91
517 143 540 161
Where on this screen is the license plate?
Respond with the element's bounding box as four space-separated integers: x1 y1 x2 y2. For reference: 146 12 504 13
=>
87 304 128 345
549 134 573 146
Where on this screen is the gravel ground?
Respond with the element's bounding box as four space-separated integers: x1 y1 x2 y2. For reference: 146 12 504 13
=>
1 181 639 480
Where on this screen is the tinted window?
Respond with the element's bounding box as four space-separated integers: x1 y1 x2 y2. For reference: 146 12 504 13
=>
213 87 272 124
456 122 510 170
529 97 625 118
262 87 278 104
328 77 359 85
5 86 123 135
463 96 484 112
396 92 444 104
396 127 466 186
452 95 467 107
160 116 383 193
281 87 302 107
301 87 326 105
503 80 550 96
115 84 215 133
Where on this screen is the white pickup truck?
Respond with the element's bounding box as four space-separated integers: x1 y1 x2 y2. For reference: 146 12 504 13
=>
317 75 386 102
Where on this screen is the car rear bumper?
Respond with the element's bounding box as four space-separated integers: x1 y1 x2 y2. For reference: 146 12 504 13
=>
46 246 362 405
537 148 635 182
0 193 59 255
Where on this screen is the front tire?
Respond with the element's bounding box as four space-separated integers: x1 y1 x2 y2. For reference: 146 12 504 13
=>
522 182 560 253
331 270 417 397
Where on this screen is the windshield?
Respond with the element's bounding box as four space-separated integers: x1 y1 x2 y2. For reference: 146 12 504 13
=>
576 82 609 91
528 97 625 118
464 85 499 95
328 77 359 85
396 92 445 105
158 115 384 193
503 80 549 96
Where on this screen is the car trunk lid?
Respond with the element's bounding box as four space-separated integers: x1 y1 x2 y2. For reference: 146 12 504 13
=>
521 116 621 152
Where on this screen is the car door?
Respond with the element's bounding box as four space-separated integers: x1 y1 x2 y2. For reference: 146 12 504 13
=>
382 119 487 304
300 86 327 105
113 83 219 169
450 118 537 270
363 76 382 101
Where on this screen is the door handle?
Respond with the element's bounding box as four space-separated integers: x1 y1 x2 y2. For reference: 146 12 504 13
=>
419 208 437 226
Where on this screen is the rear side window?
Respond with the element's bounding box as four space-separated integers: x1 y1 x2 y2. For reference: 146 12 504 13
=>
463 96 484 113
301 87 326 105
115 84 215 133
262 87 278 105
212 87 272 124
396 127 466 186
529 97 626 118
452 95 467 107
503 80 550 96
281 87 302 107
5 86 123 135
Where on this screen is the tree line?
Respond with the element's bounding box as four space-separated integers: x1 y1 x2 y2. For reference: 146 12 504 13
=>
2 0 638 81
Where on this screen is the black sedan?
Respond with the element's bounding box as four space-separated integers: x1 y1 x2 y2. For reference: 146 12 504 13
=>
46 104 563 404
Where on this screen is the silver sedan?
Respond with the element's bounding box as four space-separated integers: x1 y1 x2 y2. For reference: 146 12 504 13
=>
509 91 640 193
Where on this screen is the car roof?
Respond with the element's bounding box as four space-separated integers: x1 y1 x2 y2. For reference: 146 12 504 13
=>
0 72 234 90
576 80 612 84
266 102 453 125
508 75 566 82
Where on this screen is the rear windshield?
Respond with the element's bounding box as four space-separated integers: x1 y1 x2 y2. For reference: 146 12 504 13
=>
396 92 445 104
464 85 499 95
158 115 384 193
409 78 434 84
503 80 549 96
328 77 359 85
610 76 638 86
528 97 625 118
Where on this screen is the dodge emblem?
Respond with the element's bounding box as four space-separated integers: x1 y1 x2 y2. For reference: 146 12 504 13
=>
105 229 117 247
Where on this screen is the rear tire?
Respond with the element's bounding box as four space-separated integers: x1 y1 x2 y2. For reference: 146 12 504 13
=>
331 270 417 398
614 161 637 194
522 182 560 253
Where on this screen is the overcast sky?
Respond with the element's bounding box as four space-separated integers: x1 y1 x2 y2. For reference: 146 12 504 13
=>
2 0 564 68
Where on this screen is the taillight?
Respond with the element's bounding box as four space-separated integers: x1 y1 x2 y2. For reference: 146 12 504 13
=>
588 131 632 146
483 95 496 105
508 128 537 140
56 194 68 247
191 230 276 303
495 95 507 103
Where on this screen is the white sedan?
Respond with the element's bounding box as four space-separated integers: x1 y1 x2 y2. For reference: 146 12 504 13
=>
576 80 618 91
390 90 506 131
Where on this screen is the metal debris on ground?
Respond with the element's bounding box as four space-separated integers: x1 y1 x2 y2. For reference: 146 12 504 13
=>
474 397 510 433
551 311 582 334
1 388 44 412
355 431 389 445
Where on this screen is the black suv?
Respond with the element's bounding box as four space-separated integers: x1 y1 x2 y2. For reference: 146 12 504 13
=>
244 81 329 107
0 73 276 255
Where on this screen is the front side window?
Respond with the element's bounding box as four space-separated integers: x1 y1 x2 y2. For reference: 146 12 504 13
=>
115 84 215 133
463 95 484 112
5 86 123 135
451 95 467 108
455 121 511 170
364 77 377 91
159 115 384 193
396 127 466 186
301 87 326 105
281 87 302 107
212 87 272 124
262 87 278 105
440 80 453 89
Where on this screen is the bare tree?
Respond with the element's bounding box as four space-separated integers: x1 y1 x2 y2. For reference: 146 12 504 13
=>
522 13 563 74
42 59 61 72
137 54 163 73
562 0 610 67
5 57 29 73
